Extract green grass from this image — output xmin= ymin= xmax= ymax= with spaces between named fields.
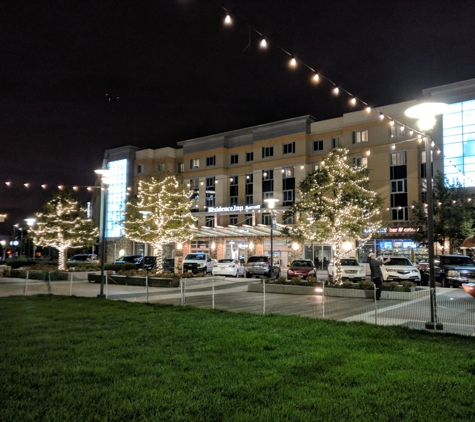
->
xmin=1 ymin=296 xmax=474 ymax=421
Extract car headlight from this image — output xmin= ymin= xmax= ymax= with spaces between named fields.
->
xmin=447 ymin=270 xmax=460 ymax=277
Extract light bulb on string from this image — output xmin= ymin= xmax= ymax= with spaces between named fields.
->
xmin=290 ymin=57 xmax=297 ymax=67
xmin=366 ymin=106 xmax=371 ymax=113
xmin=312 ymin=73 xmax=319 ymax=82
xmin=333 ymin=87 xmax=339 ymax=95
xmin=390 ymin=119 xmax=395 ymax=126
xmin=224 ymin=14 xmax=231 ymax=24
xmin=260 ymin=38 xmax=267 ymax=48
xmin=379 ymin=113 xmax=384 ymax=120
xmin=350 ymin=97 xmax=356 ymax=106
xmin=391 ymin=144 xmax=396 ymax=150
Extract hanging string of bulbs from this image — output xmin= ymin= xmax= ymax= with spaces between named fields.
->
xmin=212 ymin=0 xmax=475 ymax=188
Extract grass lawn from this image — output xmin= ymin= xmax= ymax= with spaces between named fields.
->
xmin=1 ymin=296 xmax=474 ymax=421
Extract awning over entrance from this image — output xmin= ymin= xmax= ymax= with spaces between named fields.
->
xmin=192 ymin=224 xmax=287 ymax=238
xmin=460 ymin=235 xmax=475 ymax=248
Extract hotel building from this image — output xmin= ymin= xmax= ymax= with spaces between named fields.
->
xmin=96 ymin=78 xmax=475 ymax=267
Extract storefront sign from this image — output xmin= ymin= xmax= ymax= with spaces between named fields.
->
xmin=387 ymin=226 xmax=421 ymax=234
xmin=207 ymin=205 xmax=261 ymax=213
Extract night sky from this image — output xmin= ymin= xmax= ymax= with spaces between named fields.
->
xmin=2 ymin=0 xmax=475 ymax=236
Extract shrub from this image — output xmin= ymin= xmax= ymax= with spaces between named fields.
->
xmin=9 ymin=269 xmax=69 ymax=281
xmin=357 ymin=280 xmax=375 ymax=290
xmin=341 ymin=281 xmax=357 ymax=289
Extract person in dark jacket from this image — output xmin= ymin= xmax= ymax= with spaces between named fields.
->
xmin=368 ymin=253 xmax=391 ymax=300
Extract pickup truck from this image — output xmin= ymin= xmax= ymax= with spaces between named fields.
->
xmin=418 ymin=254 xmax=475 ymax=287
xmin=182 ymin=253 xmax=214 ymax=274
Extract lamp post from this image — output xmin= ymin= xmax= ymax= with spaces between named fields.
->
xmin=405 ymin=102 xmax=448 ymax=331
xmin=25 ymin=218 xmax=36 ymax=260
xmin=13 ymin=224 xmax=24 ymax=257
xmin=264 ymin=199 xmax=279 ymax=277
xmin=95 ymin=168 xmax=111 ymax=298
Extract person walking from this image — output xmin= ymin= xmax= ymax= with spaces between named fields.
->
xmin=368 ymin=253 xmax=390 ymax=300
xmin=314 ymin=256 xmax=320 ymax=270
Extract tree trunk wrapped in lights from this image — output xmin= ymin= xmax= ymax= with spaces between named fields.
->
xmin=30 ymin=190 xmax=99 ymax=270
xmin=124 ymin=173 xmax=197 ymax=272
xmin=282 ymin=148 xmax=383 ymax=284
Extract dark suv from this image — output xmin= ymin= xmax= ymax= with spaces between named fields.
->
xmin=245 ymin=255 xmax=280 ymax=278
xmin=419 ymin=254 xmax=475 ymax=287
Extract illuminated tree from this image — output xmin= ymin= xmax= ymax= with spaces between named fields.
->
xmin=124 ymin=173 xmax=197 ymax=272
xmin=411 ymin=171 xmax=475 ymax=253
xmin=282 ymin=148 xmax=383 ymax=284
xmin=30 ymin=190 xmax=99 ymax=270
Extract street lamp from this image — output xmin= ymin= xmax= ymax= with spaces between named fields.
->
xmin=13 ymin=224 xmax=24 ymax=257
xmin=264 ymin=198 xmax=279 ymax=277
xmin=25 ymin=218 xmax=36 ymax=260
xmin=95 ymin=168 xmax=111 ymax=298
xmin=405 ymin=102 xmax=448 ymax=331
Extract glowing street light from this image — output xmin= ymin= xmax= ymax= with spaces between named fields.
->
xmin=264 ymin=198 xmax=279 ymax=278
xmin=405 ymin=102 xmax=448 ymax=331
xmin=95 ymin=168 xmax=111 ymax=298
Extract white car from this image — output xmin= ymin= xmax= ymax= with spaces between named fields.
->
xmin=212 ymin=259 xmax=245 ymax=277
xmin=328 ymin=258 xmax=366 ymax=281
xmin=382 ymin=256 xmax=421 ymax=283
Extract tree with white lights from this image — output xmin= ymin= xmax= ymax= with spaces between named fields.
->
xmin=30 ymin=190 xmax=99 ymax=270
xmin=282 ymin=148 xmax=383 ymax=284
xmin=124 ymin=173 xmax=197 ymax=272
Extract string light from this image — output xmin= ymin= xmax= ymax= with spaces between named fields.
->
xmin=224 ymin=14 xmax=231 ymax=24
xmin=313 ymin=73 xmax=319 ymax=82
xmin=350 ymin=97 xmax=356 ymax=106
xmin=333 ymin=87 xmax=339 ymax=95
xmin=290 ymin=57 xmax=297 ymax=67
xmin=260 ymin=38 xmax=267 ymax=48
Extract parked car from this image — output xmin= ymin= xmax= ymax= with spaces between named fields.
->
xmin=114 ymin=255 xmax=143 ymax=267
xmin=327 ymin=258 xmax=366 ymax=281
xmin=245 ymin=255 xmax=280 ymax=278
xmin=182 ymin=252 xmax=214 ymax=274
xmin=381 ymin=256 xmax=421 ymax=283
xmin=67 ymin=254 xmax=99 ymax=264
xmin=418 ymin=254 xmax=475 ymax=287
xmin=287 ymin=259 xmax=317 ymax=280
xmin=212 ymin=258 xmax=245 ymax=277
xmin=142 ymin=256 xmax=157 ymax=271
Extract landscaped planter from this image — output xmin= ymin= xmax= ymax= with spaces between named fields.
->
xmin=248 ymin=282 xmax=427 ymax=301
xmin=87 ymin=274 xmax=180 ymax=287
xmin=247 ymin=282 xmax=321 ymax=295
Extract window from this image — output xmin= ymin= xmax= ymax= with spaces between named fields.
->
xmin=283 ymin=142 xmax=295 ymax=154
xmin=190 ymin=158 xmax=199 ymax=169
xmin=157 ymin=163 xmax=166 ymax=171
xmin=352 ymin=130 xmax=369 ymax=144
xmin=246 ymin=151 xmax=254 ymax=162
xmin=442 ymin=99 xmax=475 ymax=187
xmin=245 ymin=214 xmax=253 ymax=225
xmin=262 ymin=146 xmax=274 ymax=158
xmin=137 ymin=164 xmax=143 ymax=174
xmin=189 ymin=178 xmax=199 ymax=202
xmin=230 ymin=176 xmax=238 ymax=206
xmin=206 ymin=177 xmax=215 ymax=208
xmin=282 ymin=166 xmax=295 ymax=206
xmin=313 ymin=140 xmax=323 ymax=151
xmin=262 ymin=169 xmax=274 ymax=202
xmin=353 ymin=156 xmax=368 ymax=167
xmin=390 ymin=125 xmax=405 ymax=138
xmin=390 ymin=151 xmax=408 ymax=221
xmin=189 ymin=179 xmax=199 ymax=190
xmin=230 ymin=154 xmax=238 ymax=165
xmin=178 ymin=163 xmax=184 ymax=173
xmin=230 ymin=215 xmax=238 ymax=225
xmin=332 ymin=136 xmax=342 ymax=149
xmin=205 ymin=215 xmax=214 ymax=228
xmin=246 ymin=173 xmax=253 ymax=205
xmin=206 ymin=156 xmax=216 ymax=167
xmin=262 ymin=213 xmax=272 ymax=225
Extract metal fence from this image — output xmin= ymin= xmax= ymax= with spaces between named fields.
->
xmin=1 ymin=272 xmax=474 ymax=337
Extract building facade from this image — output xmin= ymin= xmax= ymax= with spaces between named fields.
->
xmin=97 ymin=78 xmax=475 ymax=267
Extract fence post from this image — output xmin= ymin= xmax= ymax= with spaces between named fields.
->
xmin=24 ymin=270 xmax=29 ymax=296
xmin=47 ymin=272 xmax=52 ymax=294
xmin=69 ymin=272 xmax=73 ymax=296
xmin=146 ymin=274 xmax=149 ymax=303
xmin=105 ymin=272 xmax=108 ymax=299
xmin=374 ymin=283 xmax=378 ymax=325
xmin=181 ymin=279 xmax=186 ymax=306
xmin=262 ymin=279 xmax=266 ymax=315
xmin=212 ymin=277 xmax=215 ymax=309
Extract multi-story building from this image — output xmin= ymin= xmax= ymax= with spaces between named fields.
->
xmin=97 ymin=78 xmax=475 ymax=267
